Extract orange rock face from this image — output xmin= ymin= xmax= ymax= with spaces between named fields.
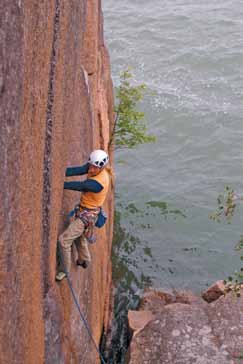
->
xmin=0 ymin=1 xmax=114 ymax=364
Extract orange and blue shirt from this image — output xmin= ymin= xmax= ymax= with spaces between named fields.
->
xmin=64 ymin=163 xmax=109 ymax=209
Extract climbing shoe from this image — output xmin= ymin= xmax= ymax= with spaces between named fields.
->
xmin=76 ymin=259 xmax=89 ymax=269
xmin=55 ymin=271 xmax=67 ymax=281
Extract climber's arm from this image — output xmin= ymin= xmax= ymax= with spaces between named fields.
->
xmin=64 ymin=179 xmax=103 ymax=193
xmin=65 ymin=163 xmax=89 ymax=177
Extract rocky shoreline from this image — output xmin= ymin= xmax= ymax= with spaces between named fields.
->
xmin=127 ymin=282 xmax=243 ymax=364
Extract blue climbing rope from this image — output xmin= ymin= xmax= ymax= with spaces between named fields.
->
xmin=57 ymin=243 xmax=107 ymax=364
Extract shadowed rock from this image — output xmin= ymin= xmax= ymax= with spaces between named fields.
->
xmin=202 ymin=280 xmax=225 ymax=303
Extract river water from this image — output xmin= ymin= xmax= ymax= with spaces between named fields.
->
xmin=102 ymin=1 xmax=243 ymax=362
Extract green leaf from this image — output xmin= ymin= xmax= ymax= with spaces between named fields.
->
xmin=111 ymin=67 xmax=156 ymax=149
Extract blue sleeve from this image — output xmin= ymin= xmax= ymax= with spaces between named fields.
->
xmin=65 ymin=163 xmax=89 ymax=177
xmin=64 ymin=179 xmax=103 ymax=193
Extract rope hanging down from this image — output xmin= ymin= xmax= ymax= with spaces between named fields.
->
xmin=57 ymin=243 xmax=107 ymax=364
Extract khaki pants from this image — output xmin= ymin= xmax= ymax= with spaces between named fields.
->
xmin=59 ymin=218 xmax=91 ymax=273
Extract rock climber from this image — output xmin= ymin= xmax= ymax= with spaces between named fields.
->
xmin=56 ymin=149 xmax=111 ymax=281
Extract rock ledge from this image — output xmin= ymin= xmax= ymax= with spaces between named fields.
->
xmin=127 ymin=286 xmax=243 ymax=364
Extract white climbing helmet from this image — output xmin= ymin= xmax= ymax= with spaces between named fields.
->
xmin=88 ymin=149 xmax=109 ymax=168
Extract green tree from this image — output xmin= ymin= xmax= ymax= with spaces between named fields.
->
xmin=109 ymin=68 xmax=155 ymax=149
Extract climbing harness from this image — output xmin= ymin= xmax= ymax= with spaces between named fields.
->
xmin=57 ymin=243 xmax=107 ymax=364
xmin=60 ymin=206 xmax=99 ymax=243
xmin=75 ymin=206 xmax=100 ymax=244
xmin=60 ymin=205 xmax=107 ymax=229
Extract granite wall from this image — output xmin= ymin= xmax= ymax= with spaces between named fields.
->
xmin=0 ymin=1 xmax=114 ymax=363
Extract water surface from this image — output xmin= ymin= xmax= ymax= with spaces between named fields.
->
xmin=103 ymin=1 xmax=243 ymax=362
xmin=103 ymin=0 xmax=243 ymax=292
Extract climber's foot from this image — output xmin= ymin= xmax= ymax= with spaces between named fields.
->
xmin=55 ymin=271 xmax=67 ymax=281
xmin=76 ymin=259 xmax=89 ymax=269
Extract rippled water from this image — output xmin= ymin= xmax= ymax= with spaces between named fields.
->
xmin=102 ymin=1 xmax=243 ymax=360
xmin=104 ymin=0 xmax=243 ymax=288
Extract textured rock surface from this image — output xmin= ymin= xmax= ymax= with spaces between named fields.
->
xmin=128 ymin=288 xmax=243 ymax=364
xmin=128 ymin=310 xmax=154 ymax=336
xmin=0 ymin=1 xmax=114 ymax=364
xmin=202 ymin=280 xmax=225 ymax=303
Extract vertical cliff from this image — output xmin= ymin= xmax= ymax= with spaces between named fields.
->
xmin=0 ymin=1 xmax=114 ymax=363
